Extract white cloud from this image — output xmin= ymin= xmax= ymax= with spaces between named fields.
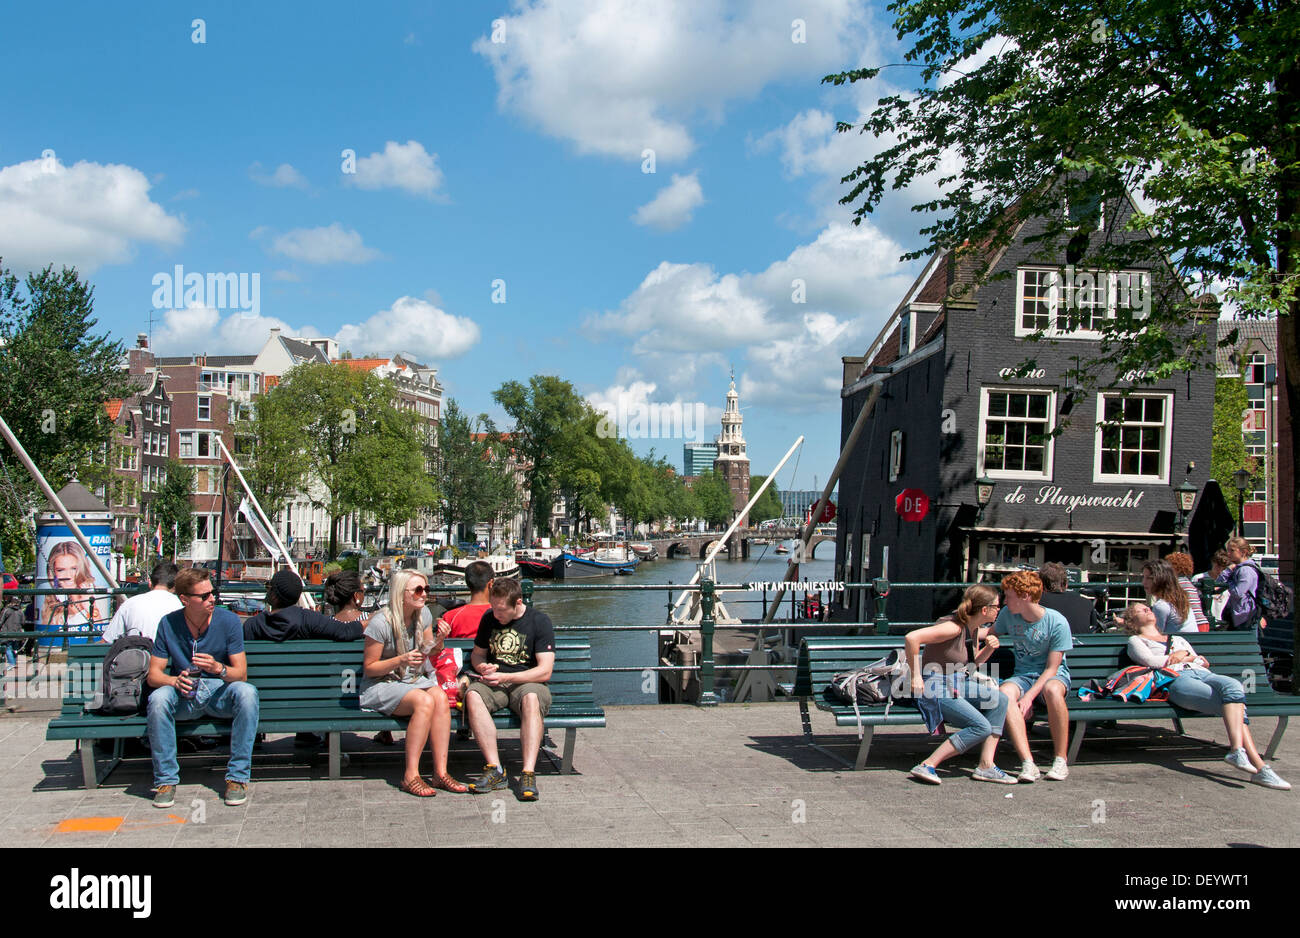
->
xmin=473 ymin=0 xmax=870 ymax=161
xmin=271 ymin=270 xmax=300 ymax=282
xmin=335 ymin=296 xmax=480 ymax=361
xmin=347 ymin=141 xmax=444 ymax=198
xmin=249 ymin=161 xmax=310 ymax=189
xmin=585 ymin=371 xmax=723 ymax=444
xmin=0 ymin=156 xmax=184 ymax=274
xmin=150 ymin=295 xmax=481 ymax=363
xmin=632 ymin=172 xmax=704 ymax=231
xmin=268 ymin=223 xmax=380 ymax=264
xmin=591 ymin=218 xmax=918 ymax=412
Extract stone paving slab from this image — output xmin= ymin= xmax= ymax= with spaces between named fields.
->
xmin=2 ymin=702 xmax=1296 ymax=848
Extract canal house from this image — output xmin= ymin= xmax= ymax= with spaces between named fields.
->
xmin=835 ymin=196 xmax=1218 ymax=624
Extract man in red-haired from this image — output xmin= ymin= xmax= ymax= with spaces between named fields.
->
xmin=994 ymin=570 xmax=1074 ymax=783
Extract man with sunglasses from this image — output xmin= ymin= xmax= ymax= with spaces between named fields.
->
xmin=146 ymin=567 xmax=259 ymax=808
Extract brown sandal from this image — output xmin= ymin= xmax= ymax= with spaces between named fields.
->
xmin=433 ymin=773 xmax=468 ymax=793
xmin=399 ymin=775 xmax=436 ymax=797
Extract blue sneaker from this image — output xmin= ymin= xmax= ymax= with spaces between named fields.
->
xmin=1252 ymin=765 xmax=1291 ymax=790
xmin=972 ymin=765 xmax=1017 ymax=785
xmin=1224 ymin=748 xmax=1257 ymax=775
xmin=909 ymin=763 xmax=941 ymax=785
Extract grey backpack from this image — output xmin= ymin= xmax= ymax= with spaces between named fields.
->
xmin=87 ymin=629 xmax=155 ymax=715
xmin=825 ymin=649 xmax=910 ymax=736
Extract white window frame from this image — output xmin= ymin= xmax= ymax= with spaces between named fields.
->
xmin=888 ymin=430 xmax=904 ymax=482
xmin=178 ymin=431 xmax=194 ymax=457
xmin=978 ymin=387 xmax=1057 ymax=481
xmin=976 ymin=540 xmax=1044 ymax=574
xmin=197 ymin=396 xmax=211 ymax=421
xmin=1093 ymin=391 xmax=1174 ymax=484
xmin=1015 ymin=267 xmax=1152 ymax=339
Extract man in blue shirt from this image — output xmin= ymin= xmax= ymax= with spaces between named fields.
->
xmin=994 ymin=570 xmax=1074 ymax=783
xmin=146 ymin=568 xmax=259 ymax=808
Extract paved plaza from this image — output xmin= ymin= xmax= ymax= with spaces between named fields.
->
xmin=1 ymin=702 xmax=1294 ymax=848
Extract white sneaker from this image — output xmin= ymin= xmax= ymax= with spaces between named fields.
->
xmin=1044 ymin=756 xmax=1069 ymax=781
xmin=1017 ymin=761 xmax=1041 ymax=783
xmin=1252 ymin=765 xmax=1291 ymax=791
xmin=1224 ymin=748 xmax=1258 ymax=775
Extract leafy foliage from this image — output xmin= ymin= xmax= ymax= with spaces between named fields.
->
xmin=151 ymin=459 xmax=196 ymax=560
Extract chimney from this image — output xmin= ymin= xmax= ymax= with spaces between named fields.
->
xmin=137 ymin=333 xmax=149 ymax=349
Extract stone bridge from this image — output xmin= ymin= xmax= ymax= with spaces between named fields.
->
xmin=643 ymin=528 xmax=835 ymax=561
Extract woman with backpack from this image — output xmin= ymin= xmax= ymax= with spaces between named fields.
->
xmin=1219 ymin=537 xmax=1264 ymax=630
xmin=1122 ymin=602 xmax=1289 ymax=790
xmin=904 ymin=585 xmax=1016 ymax=785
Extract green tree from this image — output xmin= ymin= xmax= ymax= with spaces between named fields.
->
xmin=691 ymin=471 xmax=735 ymax=529
xmin=242 ymin=362 xmax=430 ymax=557
xmin=749 ymin=475 xmax=782 ymax=524
xmin=0 ymin=263 xmax=134 ymax=565
xmin=151 ymin=459 xmax=196 ymax=560
xmin=492 ymin=376 xmax=598 ymax=541
xmin=433 ymin=399 xmax=493 ymax=546
xmin=481 ymin=432 xmax=527 ymax=547
xmin=824 ymin=0 xmax=1300 ymax=591
xmin=1211 ymin=375 xmax=1257 ymax=529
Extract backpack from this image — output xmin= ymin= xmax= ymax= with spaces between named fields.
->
xmin=1243 ymin=561 xmax=1294 ymax=622
xmin=825 ymin=649 xmax=910 ymax=737
xmin=86 ymin=629 xmax=155 ymax=715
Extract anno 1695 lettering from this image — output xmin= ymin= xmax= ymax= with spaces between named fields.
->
xmin=1002 ymin=484 xmax=1147 ymax=514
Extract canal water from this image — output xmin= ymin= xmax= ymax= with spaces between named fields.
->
xmin=528 ymin=549 xmax=836 ymax=705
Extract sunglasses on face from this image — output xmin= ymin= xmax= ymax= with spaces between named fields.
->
xmin=406 ymin=585 xmax=427 ymax=596
xmin=187 ymin=590 xmax=216 ymax=601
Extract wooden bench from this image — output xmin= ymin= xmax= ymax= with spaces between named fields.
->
xmin=47 ymin=636 xmax=605 ymax=788
xmin=794 ymin=632 xmax=1297 ymax=770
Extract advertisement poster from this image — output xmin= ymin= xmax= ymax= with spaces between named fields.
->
xmin=35 ymin=525 xmax=112 ymax=645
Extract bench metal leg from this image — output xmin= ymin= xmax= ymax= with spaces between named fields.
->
xmin=1067 ymin=722 xmax=1086 ymax=765
xmin=77 ymin=738 xmax=124 ymax=789
xmin=1171 ymin=716 xmax=1186 ymax=736
xmin=328 ymin=732 xmax=341 ymax=780
xmin=1265 ymin=715 xmax=1288 ymax=761
xmin=561 ymin=728 xmax=577 ymax=775
xmin=853 ymin=726 xmax=875 ymax=771
xmin=798 ymin=698 xmax=813 ymax=738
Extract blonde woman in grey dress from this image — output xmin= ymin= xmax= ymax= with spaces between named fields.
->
xmin=360 ymin=569 xmax=465 ymax=796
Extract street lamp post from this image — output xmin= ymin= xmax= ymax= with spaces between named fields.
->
xmin=1173 ymin=477 xmax=1197 ymax=548
xmin=1231 ymin=468 xmax=1252 ymax=538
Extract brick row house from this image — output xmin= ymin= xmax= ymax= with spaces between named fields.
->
xmin=103 ymin=329 xmax=445 ymax=567
xmin=835 ymin=195 xmax=1217 ymax=624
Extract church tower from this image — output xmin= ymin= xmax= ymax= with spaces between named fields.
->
xmin=713 ymin=370 xmax=750 ymax=527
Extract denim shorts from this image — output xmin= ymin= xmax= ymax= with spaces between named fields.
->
xmin=1003 ymin=670 xmax=1071 ymax=695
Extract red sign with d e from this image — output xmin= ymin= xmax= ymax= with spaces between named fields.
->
xmin=895 ymin=489 xmax=929 ymax=522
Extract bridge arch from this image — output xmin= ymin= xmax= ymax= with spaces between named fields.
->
xmin=809 ymin=537 xmax=832 ymax=560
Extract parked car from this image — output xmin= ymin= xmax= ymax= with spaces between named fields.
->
xmin=0 ymin=572 xmax=18 ymax=591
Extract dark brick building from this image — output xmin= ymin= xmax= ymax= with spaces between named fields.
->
xmin=836 ymin=197 xmax=1217 ymax=623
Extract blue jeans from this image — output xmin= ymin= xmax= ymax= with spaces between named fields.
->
xmin=1166 ymin=668 xmax=1246 ymax=716
xmin=147 ymin=678 xmax=259 ymax=786
xmin=926 ymin=673 xmax=1009 ymax=754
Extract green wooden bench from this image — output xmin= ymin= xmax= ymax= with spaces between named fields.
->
xmin=794 ymin=631 xmax=1297 ymax=771
xmin=47 ymin=636 xmax=605 ymax=788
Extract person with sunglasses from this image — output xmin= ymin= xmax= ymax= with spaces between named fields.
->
xmin=360 ymin=569 xmax=465 ymax=797
xmin=146 ymin=567 xmax=259 ymax=809
xmin=905 ymin=585 xmax=1015 ymax=784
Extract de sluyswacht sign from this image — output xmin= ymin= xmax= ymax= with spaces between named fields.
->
xmin=1001 ymin=484 xmax=1147 ymax=514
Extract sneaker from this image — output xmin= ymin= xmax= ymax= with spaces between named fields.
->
xmin=972 ymin=765 xmax=1018 ymax=785
xmin=1044 ymin=756 xmax=1070 ymax=781
xmin=1224 ymin=748 xmax=1258 ymax=775
xmin=224 ymin=781 xmax=248 ymax=806
xmin=518 ymin=771 xmax=539 ymax=801
xmin=909 ymin=763 xmax=941 ymax=785
xmin=1017 ymin=761 xmax=1041 ymax=783
xmin=1252 ymin=765 xmax=1291 ymax=791
xmin=467 ymin=763 xmax=509 ymax=793
xmin=152 ymin=785 xmax=176 ymax=809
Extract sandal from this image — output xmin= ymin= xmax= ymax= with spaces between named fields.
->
xmin=399 ymin=775 xmax=437 ymax=798
xmin=433 ymin=773 xmax=468 ymax=793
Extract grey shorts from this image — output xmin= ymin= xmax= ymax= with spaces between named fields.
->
xmin=360 ymin=676 xmax=440 ymax=716
xmin=466 ymin=681 xmax=552 ymax=718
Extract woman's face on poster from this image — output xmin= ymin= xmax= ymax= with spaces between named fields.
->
xmin=51 ymin=554 xmax=82 ymax=589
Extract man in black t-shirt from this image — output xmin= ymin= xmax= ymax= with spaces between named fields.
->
xmin=465 ymin=577 xmax=555 ymax=801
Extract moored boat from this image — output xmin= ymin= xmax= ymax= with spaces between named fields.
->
xmin=555 ymin=548 xmax=639 ymax=578
xmin=629 ymin=543 xmax=658 ymax=561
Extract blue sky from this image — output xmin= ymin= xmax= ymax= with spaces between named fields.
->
xmin=1 ymin=0 xmax=945 ymax=493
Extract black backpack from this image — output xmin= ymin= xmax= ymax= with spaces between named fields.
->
xmin=86 ymin=630 xmax=155 ymax=715
xmin=1243 ymin=561 xmax=1294 ymax=621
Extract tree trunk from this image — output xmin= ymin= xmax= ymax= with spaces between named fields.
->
xmin=328 ymin=514 xmax=339 ymax=560
xmin=1275 ymin=60 xmax=1299 ymax=692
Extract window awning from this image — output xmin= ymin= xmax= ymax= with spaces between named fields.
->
xmin=968 ymin=527 xmax=1173 ymax=544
